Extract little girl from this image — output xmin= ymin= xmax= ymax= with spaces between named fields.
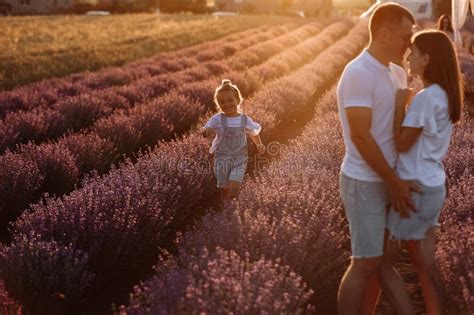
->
xmin=380 ymin=30 xmax=463 ymax=315
xmin=203 ymin=79 xmax=265 ymax=203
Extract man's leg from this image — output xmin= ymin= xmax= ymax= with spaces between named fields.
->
xmin=338 ymin=174 xmax=388 ymax=314
xmin=338 ymin=256 xmax=382 ymax=315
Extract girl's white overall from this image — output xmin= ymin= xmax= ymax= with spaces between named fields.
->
xmin=214 ymin=114 xmax=248 ymax=188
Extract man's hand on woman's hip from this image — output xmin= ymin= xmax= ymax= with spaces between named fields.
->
xmin=388 ymin=178 xmax=422 ymax=218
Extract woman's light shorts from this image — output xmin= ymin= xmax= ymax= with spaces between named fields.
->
xmin=214 ymin=153 xmax=248 ymax=188
xmin=387 ymin=182 xmax=445 ymax=240
xmin=339 ymin=173 xmax=390 ymax=259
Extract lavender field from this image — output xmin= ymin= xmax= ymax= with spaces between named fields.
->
xmin=0 ymin=16 xmax=472 ymax=315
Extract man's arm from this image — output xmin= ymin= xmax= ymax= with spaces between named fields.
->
xmin=346 ymin=107 xmax=420 ymax=216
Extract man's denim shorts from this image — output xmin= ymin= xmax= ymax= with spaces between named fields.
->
xmin=214 ymin=153 xmax=248 ymax=188
xmin=387 ymin=182 xmax=445 ymax=240
xmin=339 ymin=173 xmax=390 ymax=259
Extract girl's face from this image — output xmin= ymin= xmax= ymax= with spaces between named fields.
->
xmin=217 ymin=90 xmax=239 ymax=115
xmin=407 ymin=44 xmax=429 ymax=78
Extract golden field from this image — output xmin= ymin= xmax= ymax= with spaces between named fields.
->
xmin=0 ymin=14 xmax=290 ymax=90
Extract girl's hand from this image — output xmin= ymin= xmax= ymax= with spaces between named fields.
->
xmin=256 ymin=143 xmax=266 ymax=155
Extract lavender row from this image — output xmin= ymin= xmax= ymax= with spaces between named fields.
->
xmin=0 ymin=22 xmax=324 ymax=153
xmin=0 ymin=280 xmax=20 ymax=315
xmin=0 ymin=22 xmax=367 ymax=313
xmin=0 ymin=21 xmax=327 ymax=227
xmin=168 ymin=102 xmax=472 ymax=314
xmin=123 ymin=248 xmax=314 ymax=315
xmin=123 ymin=88 xmax=348 ymax=314
xmin=1 ymin=134 xmax=217 ymax=314
xmin=0 ymin=23 xmax=292 ymax=118
xmin=94 ymin=19 xmax=349 ymax=155
xmin=122 ymin=51 xmax=473 ymax=314
xmin=0 ymin=21 xmax=348 ymax=236
xmin=245 ymin=21 xmax=368 ymax=142
xmin=436 ymin=113 xmax=473 ymax=314
xmin=127 ymin=93 xmax=472 ymax=314
xmin=90 ymin=21 xmax=340 ymax=156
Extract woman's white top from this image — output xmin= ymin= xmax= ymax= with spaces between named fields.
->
xmin=396 ymin=84 xmax=453 ymax=186
xmin=204 ymin=113 xmax=262 ymax=153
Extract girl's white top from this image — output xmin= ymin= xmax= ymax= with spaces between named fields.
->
xmin=396 ymin=84 xmax=453 ymax=187
xmin=204 ymin=113 xmax=262 ymax=153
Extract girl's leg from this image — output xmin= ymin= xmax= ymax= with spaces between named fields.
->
xmin=219 ymin=187 xmax=229 ymax=206
xmin=379 ymin=232 xmax=414 ymax=315
xmin=227 ymin=180 xmax=241 ymax=199
xmin=406 ymin=228 xmax=444 ymax=315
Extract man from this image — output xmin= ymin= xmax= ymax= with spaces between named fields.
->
xmin=337 ymin=3 xmax=419 ymax=314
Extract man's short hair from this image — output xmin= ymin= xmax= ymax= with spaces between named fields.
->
xmin=369 ymin=2 xmax=415 ymax=38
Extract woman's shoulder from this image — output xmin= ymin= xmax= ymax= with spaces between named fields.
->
xmin=416 ymin=84 xmax=446 ymax=99
xmin=413 ymin=84 xmax=449 ymax=114
xmin=424 ymin=84 xmax=448 ymax=104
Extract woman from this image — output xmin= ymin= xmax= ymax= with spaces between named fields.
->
xmin=437 ymin=14 xmax=454 ymax=40
xmin=380 ymin=30 xmax=463 ymax=315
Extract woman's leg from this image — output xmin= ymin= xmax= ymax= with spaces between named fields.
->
xmin=379 ymin=233 xmax=414 ymax=315
xmin=406 ymin=228 xmax=444 ymax=315
xmin=359 ymin=273 xmax=381 ymax=315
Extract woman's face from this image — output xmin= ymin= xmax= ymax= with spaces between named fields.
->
xmin=407 ymin=43 xmax=429 ymax=78
xmin=442 ymin=18 xmax=450 ymax=30
xmin=217 ymin=90 xmax=239 ymax=115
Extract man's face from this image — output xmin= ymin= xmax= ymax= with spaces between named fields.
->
xmin=383 ymin=17 xmax=414 ymax=64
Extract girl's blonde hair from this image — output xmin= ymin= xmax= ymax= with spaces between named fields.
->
xmin=213 ymin=79 xmax=244 ymax=113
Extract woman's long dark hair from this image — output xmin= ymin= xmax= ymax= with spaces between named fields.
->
xmin=412 ymin=30 xmax=463 ymax=123
xmin=437 ymin=14 xmax=454 ymax=33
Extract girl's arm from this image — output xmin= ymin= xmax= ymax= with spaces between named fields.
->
xmin=249 ymin=134 xmax=265 ymax=154
xmin=394 ymin=89 xmax=422 ymax=153
xmin=202 ymin=127 xmax=215 ymax=139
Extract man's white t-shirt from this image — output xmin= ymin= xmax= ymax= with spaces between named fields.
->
xmin=396 ymin=84 xmax=453 ymax=187
xmin=337 ymin=50 xmax=407 ymax=182
xmin=204 ymin=113 xmax=262 ymax=153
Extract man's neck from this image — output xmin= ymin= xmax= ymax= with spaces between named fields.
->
xmin=367 ymin=42 xmax=391 ymax=67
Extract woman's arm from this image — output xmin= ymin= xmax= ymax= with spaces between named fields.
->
xmin=394 ymin=89 xmax=422 ymax=153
